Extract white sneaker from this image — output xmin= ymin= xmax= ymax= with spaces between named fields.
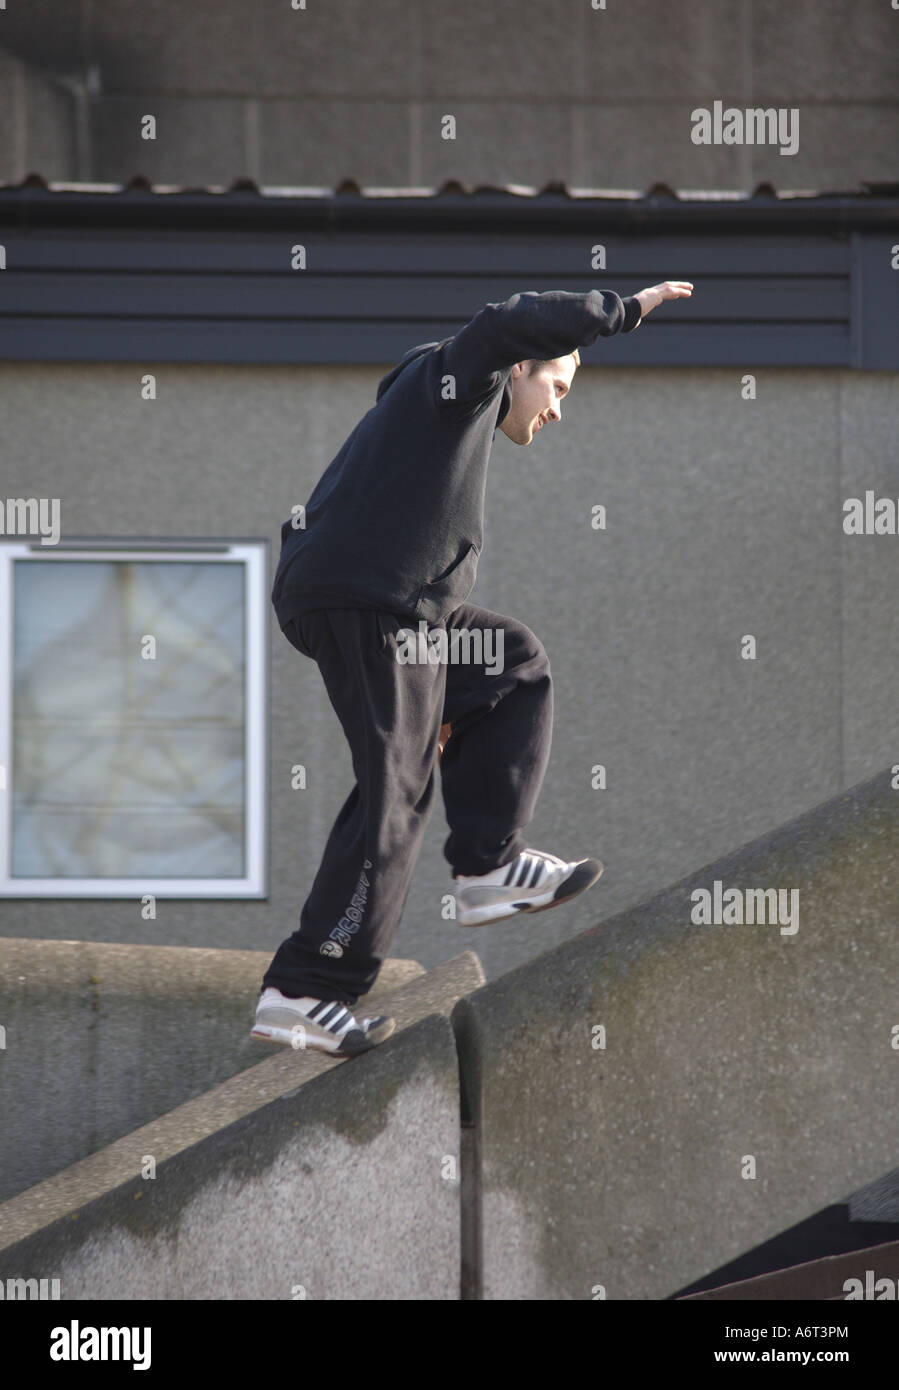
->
xmin=251 ymin=988 xmax=395 ymax=1056
xmin=453 ymin=848 xmax=603 ymax=928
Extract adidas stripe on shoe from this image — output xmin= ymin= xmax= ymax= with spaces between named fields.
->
xmin=453 ymin=847 xmax=603 ymax=928
xmin=251 ymin=988 xmax=395 ymax=1056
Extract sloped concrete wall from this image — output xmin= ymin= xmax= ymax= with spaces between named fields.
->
xmin=0 ymin=1016 xmax=460 ymax=1300
xmin=3 ymin=751 xmax=897 ymax=1302
xmin=453 ymin=766 xmax=899 ymax=1300
xmin=0 ymin=952 xmax=484 ymax=1299
xmin=0 ymin=938 xmax=422 ymax=1203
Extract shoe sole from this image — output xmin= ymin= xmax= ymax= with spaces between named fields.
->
xmin=250 ymin=1017 xmax=396 ymax=1057
xmin=457 ymin=858 xmax=604 ymax=928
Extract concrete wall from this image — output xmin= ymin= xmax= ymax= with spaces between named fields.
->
xmin=2 ymin=773 xmax=896 ymax=1300
xmin=453 ymin=766 xmax=899 ymax=1300
xmin=0 ymin=1 xmax=895 ymax=191
xmin=0 ymin=938 xmax=423 ymax=1203
xmin=0 ymin=44 xmax=77 ymax=182
xmin=0 ymin=1009 xmax=465 ymax=1300
xmin=1 ymin=362 xmax=897 ymax=986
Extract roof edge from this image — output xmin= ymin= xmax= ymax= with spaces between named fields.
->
xmin=0 ymin=176 xmax=896 ymax=233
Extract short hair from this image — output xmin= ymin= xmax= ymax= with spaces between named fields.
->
xmin=526 ymin=347 xmax=580 ymax=372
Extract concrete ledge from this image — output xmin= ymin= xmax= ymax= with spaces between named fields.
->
xmin=0 ymin=950 xmax=484 ymax=1299
xmin=0 ymin=938 xmax=423 ymax=1202
xmin=453 ymin=768 xmax=899 ymax=1300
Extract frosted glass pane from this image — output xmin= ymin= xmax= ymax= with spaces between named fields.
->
xmin=12 ymin=560 xmax=246 ymax=877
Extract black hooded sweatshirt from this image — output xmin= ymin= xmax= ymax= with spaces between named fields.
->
xmin=271 ymin=287 xmax=642 ymax=629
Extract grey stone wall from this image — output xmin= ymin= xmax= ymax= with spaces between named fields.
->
xmin=2 ymin=774 xmax=896 ymax=1300
xmin=0 ymin=1010 xmax=465 ymax=1300
xmin=1 ymin=361 xmax=896 ymax=987
xmin=453 ymin=766 xmax=899 ymax=1299
xmin=0 ymin=938 xmax=423 ymax=1203
xmin=0 ymin=1 xmax=895 ymax=190
xmin=0 ymin=43 xmax=76 ymax=181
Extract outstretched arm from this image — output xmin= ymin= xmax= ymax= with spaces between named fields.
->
xmin=441 ymin=282 xmax=693 ymax=403
xmin=441 ymin=288 xmax=641 ymax=403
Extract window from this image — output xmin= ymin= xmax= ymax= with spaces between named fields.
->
xmin=0 ymin=542 xmax=267 ymax=897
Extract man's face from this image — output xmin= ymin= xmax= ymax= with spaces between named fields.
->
xmin=497 ymin=355 xmax=577 ymax=445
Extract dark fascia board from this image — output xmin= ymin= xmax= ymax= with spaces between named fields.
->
xmin=0 ymin=185 xmax=896 ymax=368
xmin=0 ymin=182 xmax=898 ymax=234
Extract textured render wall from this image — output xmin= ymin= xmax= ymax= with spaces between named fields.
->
xmin=1 ymin=362 xmax=896 ymax=987
xmin=0 ymin=1011 xmax=464 ymax=1300
xmin=1 ymin=364 xmax=899 ymax=984
xmin=452 ymin=767 xmax=899 ymax=1301
xmin=0 ymin=0 xmax=896 ymax=191
xmin=0 ymin=939 xmax=422 ymax=1203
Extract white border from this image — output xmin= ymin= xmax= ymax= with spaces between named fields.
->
xmin=0 ymin=543 xmax=267 ymax=898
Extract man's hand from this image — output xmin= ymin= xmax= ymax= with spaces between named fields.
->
xmin=634 ymin=281 xmax=693 ymax=319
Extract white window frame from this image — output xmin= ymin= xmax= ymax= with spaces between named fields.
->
xmin=0 ymin=540 xmax=268 ymax=898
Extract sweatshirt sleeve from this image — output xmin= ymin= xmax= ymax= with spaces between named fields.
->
xmin=442 ymin=288 xmax=642 ymax=401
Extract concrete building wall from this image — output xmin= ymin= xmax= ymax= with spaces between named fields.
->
xmin=0 ymin=43 xmax=77 ymax=182
xmin=1 ymin=360 xmax=896 ymax=982
xmin=0 ymin=0 xmax=896 ymax=191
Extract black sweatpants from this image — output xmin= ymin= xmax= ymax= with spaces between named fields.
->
xmin=262 ymin=602 xmax=553 ymax=1005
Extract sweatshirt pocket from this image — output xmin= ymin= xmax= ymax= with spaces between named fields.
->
xmin=413 ymin=542 xmax=480 ymax=623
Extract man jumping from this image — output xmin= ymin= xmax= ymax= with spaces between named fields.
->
xmin=252 ymin=280 xmax=693 ymax=1057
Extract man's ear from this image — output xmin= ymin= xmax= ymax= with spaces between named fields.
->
xmin=509 ymin=361 xmax=527 ymax=380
